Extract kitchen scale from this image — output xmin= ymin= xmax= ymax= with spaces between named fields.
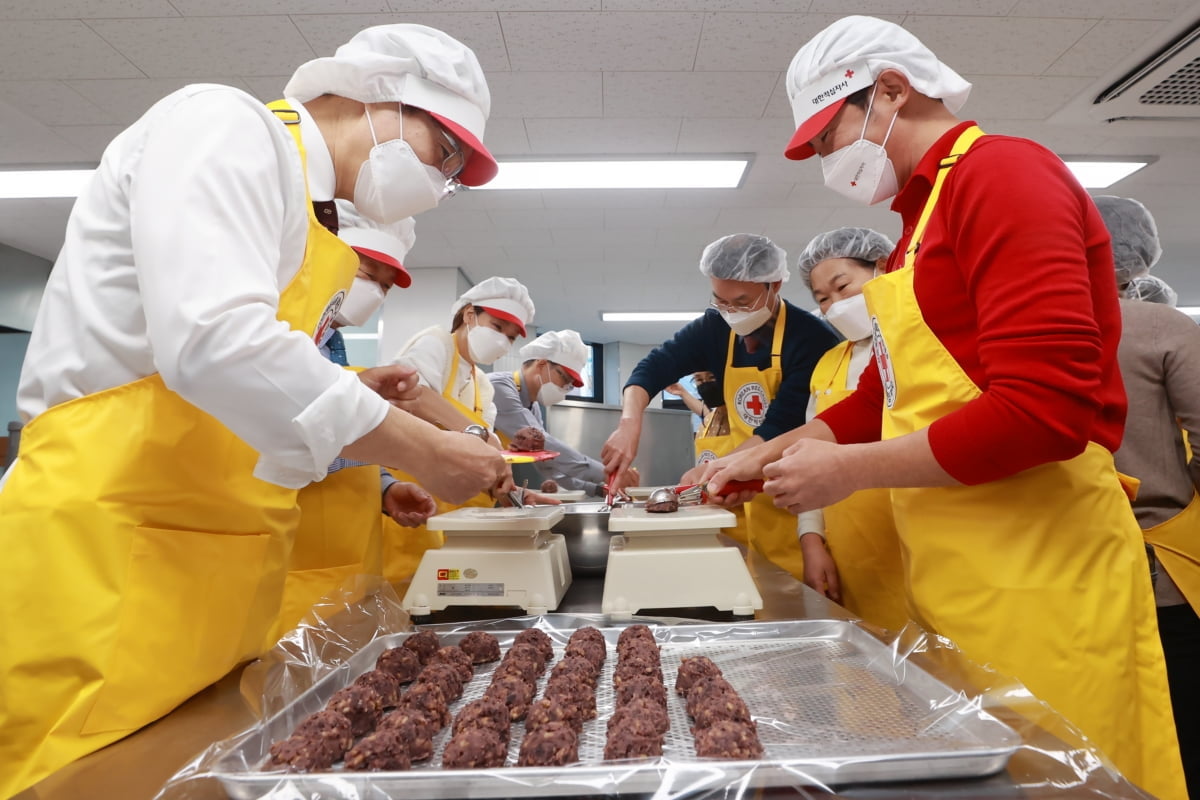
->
xmin=600 ymin=504 xmax=763 ymax=620
xmin=402 ymin=506 xmax=570 ymax=616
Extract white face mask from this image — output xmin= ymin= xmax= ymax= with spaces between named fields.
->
xmin=719 ymin=288 xmax=775 ymax=336
xmin=466 ymin=322 xmax=512 ymax=365
xmin=824 ymin=293 xmax=873 ymax=341
xmin=333 ymin=277 xmax=386 ymax=327
xmin=537 ymin=365 xmax=571 ymax=406
xmin=353 ymin=107 xmax=446 ymax=224
xmin=820 ymin=85 xmax=900 ymax=206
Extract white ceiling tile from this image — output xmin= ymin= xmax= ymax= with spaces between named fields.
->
xmin=902 ymin=16 xmax=1097 ymax=76
xmin=663 ymin=182 xmax=794 ymax=208
xmin=655 ymin=225 xmax=721 ymax=246
xmin=237 ymin=75 xmax=293 ymax=103
xmin=290 ymin=13 xmax=510 ymax=71
xmin=49 ymin=124 xmax=125 ymax=160
xmin=481 ymin=227 xmax=556 ymax=246
xmin=604 ymin=207 xmax=718 ymax=228
xmin=524 ymin=117 xmax=681 ymax=154
xmin=488 ymin=72 xmax=601 ymax=118
xmin=66 ymin=77 xmax=255 ymax=124
xmin=551 ymin=226 xmax=654 ymax=246
xmin=961 ymin=74 xmax=1093 ymax=120
xmin=480 ymin=117 xmax=531 ymax=155
xmin=677 ymin=117 xmax=790 ymax=153
xmin=171 ymin=0 xmax=390 ymax=15
xmin=763 ymin=73 xmax=793 ymax=118
xmin=0 ymin=21 xmax=141 ymax=80
xmin=405 ymin=208 xmax=494 ymax=232
xmin=740 ymin=155 xmax=810 ymax=185
xmin=696 ymin=12 xmax=899 ymax=73
xmin=0 ymin=103 xmax=88 ymax=163
xmin=1043 ymin=19 xmax=1168 ymax=77
xmin=442 ymin=245 xmax=512 ymax=270
xmin=85 ymin=16 xmax=315 ymax=78
xmin=809 ymin=0 xmax=1018 ymax=14
xmin=0 ymin=0 xmax=178 ymax=18
xmin=499 ymin=12 xmax=704 ymax=71
xmin=816 ymin=206 xmax=902 ymax=240
xmin=974 ymin=120 xmax=1116 ymax=153
xmin=0 ymin=80 xmax=116 ymax=126
xmin=403 ymin=240 xmax=460 ymax=266
xmin=453 ymin=187 xmax=544 ymax=209
xmin=603 ymin=0 xmax=812 ymax=9
xmin=389 ymin=0 xmax=599 ymax=8
xmin=487 ymin=208 xmax=595 ymax=228
xmin=603 ymin=71 xmax=776 ymax=118
xmin=714 ymin=206 xmax=813 ymax=233
xmin=1008 ymin=0 xmax=1194 ymax=20
xmin=501 ymin=245 xmax=595 ymax=263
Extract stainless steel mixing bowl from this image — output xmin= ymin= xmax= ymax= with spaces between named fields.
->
xmin=550 ymin=501 xmax=617 ymax=575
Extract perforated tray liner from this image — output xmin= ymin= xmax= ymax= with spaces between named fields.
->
xmin=215 ymin=619 xmax=1019 ymax=799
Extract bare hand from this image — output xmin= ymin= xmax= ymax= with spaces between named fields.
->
xmin=383 ymin=481 xmax=437 ymax=527
xmin=763 ymin=439 xmax=854 ymax=514
xmin=703 ymin=448 xmax=769 ymax=507
xmin=358 ymin=364 xmax=421 ymax=405
xmin=601 ymin=420 xmax=640 ymax=477
xmin=417 ymin=430 xmax=509 ymax=505
xmin=663 ymin=383 xmax=685 ymax=398
xmin=800 ymin=533 xmax=842 ymax=602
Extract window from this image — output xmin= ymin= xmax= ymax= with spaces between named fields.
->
xmin=566 ymin=342 xmax=603 ymax=403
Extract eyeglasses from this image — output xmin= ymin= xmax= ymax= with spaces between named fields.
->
xmin=709 ymin=287 xmax=772 ymax=314
xmin=550 ymin=365 xmax=574 ymax=388
xmin=438 ymin=128 xmax=466 ymax=180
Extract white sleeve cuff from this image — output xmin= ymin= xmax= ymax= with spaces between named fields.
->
xmin=253 ymin=370 xmax=389 ymax=488
xmin=797 ymin=509 xmax=826 ymax=540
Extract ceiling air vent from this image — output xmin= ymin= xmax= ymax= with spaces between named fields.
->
xmin=1089 ymin=19 xmax=1200 ymax=122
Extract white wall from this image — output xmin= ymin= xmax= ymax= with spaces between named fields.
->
xmin=0 ymin=243 xmax=50 ymax=332
xmin=377 ymin=267 xmax=470 ymax=366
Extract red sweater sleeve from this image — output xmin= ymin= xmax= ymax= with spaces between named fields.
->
xmin=817 ymin=351 xmax=884 ymax=444
xmin=919 ymin=137 xmax=1123 ymax=484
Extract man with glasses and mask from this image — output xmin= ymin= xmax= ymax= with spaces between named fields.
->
xmin=0 ymin=24 xmax=508 ymax=795
xmin=490 ymin=329 xmax=618 ymax=498
xmin=699 ymin=16 xmax=1185 ymax=799
xmin=602 ymin=233 xmax=837 ymax=580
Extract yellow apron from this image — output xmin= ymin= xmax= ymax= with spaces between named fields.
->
xmin=693 ymin=393 xmax=746 ymax=547
xmin=1145 ymin=491 xmax=1200 ymax=616
xmin=380 ymin=343 xmax=492 ymax=586
xmin=0 ymin=101 xmax=360 ymax=796
xmin=863 ymin=125 xmax=1185 ymax=799
xmin=720 ymin=304 xmax=806 ymax=580
xmin=810 ymin=341 xmax=908 ymax=631
xmin=273 ymin=457 xmax=384 ymax=640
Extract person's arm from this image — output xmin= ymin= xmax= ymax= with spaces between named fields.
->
xmin=602 ymin=314 xmax=719 ymax=475
xmin=534 ymin=432 xmax=606 ymax=494
xmin=666 ymin=383 xmax=708 ymax=419
xmin=130 ymin=88 xmax=390 ymax=489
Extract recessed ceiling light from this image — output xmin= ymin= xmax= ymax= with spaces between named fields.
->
xmin=602 ymin=311 xmax=704 ymax=322
xmin=478 ymin=159 xmax=749 ymax=191
xmin=0 ymin=168 xmax=95 ymax=199
xmin=1176 ymin=306 xmax=1200 ymax=318
xmin=1061 ymin=158 xmax=1152 ymax=189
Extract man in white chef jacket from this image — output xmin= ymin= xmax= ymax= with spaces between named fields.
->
xmin=0 ymin=24 xmax=508 ymax=795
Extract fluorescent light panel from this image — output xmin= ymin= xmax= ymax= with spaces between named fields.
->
xmin=0 ymin=169 xmax=95 ymax=199
xmin=480 ymin=160 xmax=748 ymax=191
xmin=1176 ymin=306 xmax=1200 ymax=318
xmin=1062 ymin=160 xmax=1149 ymax=189
xmin=602 ymin=311 xmax=703 ymax=322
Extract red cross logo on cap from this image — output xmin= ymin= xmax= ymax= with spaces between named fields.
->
xmin=745 ymin=394 xmax=764 ymax=416
xmin=845 ymin=69 xmax=855 ymax=78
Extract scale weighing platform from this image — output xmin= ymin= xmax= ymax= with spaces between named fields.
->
xmin=402 ymin=506 xmax=570 ymax=616
xmin=601 ymin=504 xmax=763 ymax=620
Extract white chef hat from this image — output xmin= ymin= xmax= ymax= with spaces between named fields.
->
xmin=784 ymin=16 xmax=972 ymax=160
xmin=452 ymin=276 xmax=536 ymax=337
xmin=336 ymin=199 xmax=416 ymax=288
xmin=285 ymin=24 xmax=498 ymax=186
xmin=519 ymin=330 xmax=588 ymax=387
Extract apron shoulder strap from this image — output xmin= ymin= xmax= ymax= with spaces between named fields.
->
xmin=903 ymin=125 xmax=986 ymax=272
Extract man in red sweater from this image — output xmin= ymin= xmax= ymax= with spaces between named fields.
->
xmin=702 ymin=15 xmax=1185 ymax=799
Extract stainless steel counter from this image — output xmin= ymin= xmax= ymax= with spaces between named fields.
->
xmin=16 ymin=553 xmax=1149 ymax=800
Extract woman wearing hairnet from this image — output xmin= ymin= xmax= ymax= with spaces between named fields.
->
xmin=1130 ymin=274 xmax=1180 ymax=307
xmin=381 ymin=277 xmax=555 ymax=583
xmin=0 ymin=23 xmax=508 ymax=793
xmin=602 ymin=233 xmax=838 ymax=579
xmin=795 ymin=228 xmax=907 ymax=631
xmin=1099 ymin=195 xmax=1200 ymax=797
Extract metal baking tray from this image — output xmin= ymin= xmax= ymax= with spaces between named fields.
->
xmin=214 ymin=619 xmax=1020 ymax=798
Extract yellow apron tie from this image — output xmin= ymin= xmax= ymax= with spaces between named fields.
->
xmin=862 ymin=125 xmax=1186 ymax=799
xmin=0 ymin=99 xmax=361 ymax=796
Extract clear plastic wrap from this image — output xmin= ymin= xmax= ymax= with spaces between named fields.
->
xmin=155 ymin=576 xmax=1153 ymax=800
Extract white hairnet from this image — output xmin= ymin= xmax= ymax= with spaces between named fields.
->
xmin=1129 ymin=275 xmax=1178 ymax=307
xmin=1094 ymin=195 xmax=1162 ymax=287
xmin=796 ymin=227 xmax=895 ymax=289
xmin=698 ymin=233 xmax=789 ymax=283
